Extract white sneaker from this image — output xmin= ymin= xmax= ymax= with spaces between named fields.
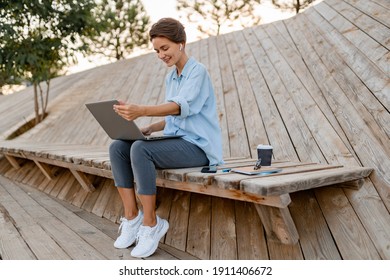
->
xmin=131 ymin=216 xmax=169 ymax=258
xmin=114 ymin=211 xmax=143 ymax=249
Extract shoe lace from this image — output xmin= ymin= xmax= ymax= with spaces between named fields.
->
xmin=135 ymin=226 xmax=153 ymax=245
xmin=118 ymin=217 xmax=128 ymax=233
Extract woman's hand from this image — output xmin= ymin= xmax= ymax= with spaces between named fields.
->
xmin=141 ymin=125 xmax=153 ymax=136
xmin=113 ymin=101 xmax=145 ymax=121
xmin=141 ymin=120 xmax=166 ymax=135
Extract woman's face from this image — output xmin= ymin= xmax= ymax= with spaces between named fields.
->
xmin=152 ymin=36 xmax=183 ymax=67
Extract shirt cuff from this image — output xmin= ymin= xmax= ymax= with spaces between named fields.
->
xmin=168 ymin=96 xmax=189 ymax=118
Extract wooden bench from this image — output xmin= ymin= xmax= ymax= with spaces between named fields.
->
xmin=0 ymin=140 xmax=373 ymax=245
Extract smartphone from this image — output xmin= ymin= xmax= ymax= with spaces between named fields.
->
xmin=201 ymin=166 xmax=217 ymax=173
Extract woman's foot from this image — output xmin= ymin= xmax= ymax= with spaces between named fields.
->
xmin=131 ymin=216 xmax=169 ymax=258
xmin=114 ymin=211 xmax=143 ymax=249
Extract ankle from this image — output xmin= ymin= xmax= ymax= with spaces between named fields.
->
xmin=124 ymin=210 xmax=140 ymax=220
xmin=142 ymin=217 xmax=157 ymax=227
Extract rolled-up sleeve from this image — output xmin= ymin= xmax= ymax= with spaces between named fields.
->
xmin=167 ymin=95 xmax=190 ymax=118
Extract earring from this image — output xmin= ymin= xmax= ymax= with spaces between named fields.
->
xmin=179 ymin=44 xmax=183 ymax=51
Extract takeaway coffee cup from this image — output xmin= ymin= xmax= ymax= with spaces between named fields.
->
xmin=257 ymin=144 xmax=273 ymax=166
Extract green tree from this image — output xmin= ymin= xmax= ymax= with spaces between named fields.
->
xmin=177 ymin=0 xmax=261 ymax=37
xmin=272 ymin=0 xmax=315 ymax=14
xmin=92 ymin=0 xmax=150 ymax=60
xmin=0 ymin=0 xmax=100 ymax=124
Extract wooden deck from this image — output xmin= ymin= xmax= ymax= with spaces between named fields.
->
xmin=0 ymin=0 xmax=389 ymax=259
xmin=0 ymin=173 xmax=195 ymax=260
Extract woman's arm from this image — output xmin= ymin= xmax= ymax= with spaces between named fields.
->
xmin=141 ymin=120 xmax=166 ymax=135
xmin=114 ymin=101 xmax=180 ymax=121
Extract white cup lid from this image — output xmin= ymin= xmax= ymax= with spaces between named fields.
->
xmin=257 ymin=144 xmax=273 ymax=149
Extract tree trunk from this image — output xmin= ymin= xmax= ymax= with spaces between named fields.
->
xmin=33 ymin=83 xmax=40 ymax=125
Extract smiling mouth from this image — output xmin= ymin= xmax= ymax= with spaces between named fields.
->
xmin=162 ymin=57 xmax=171 ymax=64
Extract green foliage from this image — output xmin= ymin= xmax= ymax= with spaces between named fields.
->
xmin=177 ymin=0 xmax=262 ymax=37
xmin=92 ymin=0 xmax=150 ymax=60
xmin=0 ymin=0 xmax=100 ymax=83
xmin=272 ymin=0 xmax=315 ymax=14
xmin=0 ymin=0 xmax=101 ymax=123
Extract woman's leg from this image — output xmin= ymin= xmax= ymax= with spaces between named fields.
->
xmin=109 ymin=140 xmax=143 ymax=248
xmin=117 ymin=187 xmax=139 ymax=220
xmin=129 ymin=138 xmax=208 ymax=257
xmin=138 ymin=194 xmax=156 ymax=226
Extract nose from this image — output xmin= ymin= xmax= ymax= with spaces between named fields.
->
xmin=158 ymin=52 xmax=165 ymax=59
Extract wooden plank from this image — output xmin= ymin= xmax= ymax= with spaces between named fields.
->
xmin=372 ymin=0 xmax=390 ymax=9
xmin=57 ymin=173 xmax=80 ymax=201
xmin=157 ymin=178 xmax=291 ymax=207
xmin=0 ymin=205 xmax=37 ymax=260
xmin=186 ymin=193 xmax=211 ymax=260
xmin=207 ymin=36 xmax=230 ymax=158
xmin=1 ymin=178 xmax=107 ymax=260
xmin=344 ymin=0 xmax=390 ymax=28
xmin=311 ymin=4 xmax=390 ymax=114
xmin=339 ymin=178 xmax=364 ymax=190
xmin=255 ymin=204 xmax=299 ymax=244
xmin=213 ymin=162 xmax=341 ymax=190
xmin=210 ymin=197 xmax=237 ymax=259
xmin=239 ymin=27 xmax=310 ymax=162
xmin=80 ymin=176 xmax=105 ymax=212
xmin=0 ymin=179 xmax=71 ymax=259
xmin=14 ymin=160 xmax=35 ymax=182
xmin=18 ymin=182 xmax=130 ymax=260
xmin=92 ymin=179 xmax=114 ymax=217
xmin=42 ymin=167 xmax=68 ymax=194
xmin=264 ymin=20 xmax=356 ymax=158
xmin=27 ymin=155 xmax=113 ymax=177
xmin=49 ymin=170 xmax=73 ymax=197
xmin=164 ymin=191 xmax=190 ymax=252
xmin=27 ymin=163 xmax=49 ymax=191
xmin=4 ymin=154 xmax=21 ymax=169
xmin=63 ymin=181 xmax=82 ymax=205
xmin=315 ymin=186 xmax=381 ymax=259
xmin=103 ymin=188 xmax=123 ymax=223
xmin=21 ymin=163 xmax=42 ymax=185
xmin=235 ymin=201 xmax=269 ymax=259
xmin=70 ymin=183 xmax=90 ymax=208
xmin=243 ymin=26 xmax=323 ymax=163
xmin=33 ymin=160 xmax=54 ymax=180
xmin=156 ymin=187 xmax=174 ymax=244
xmin=0 ymin=157 xmax=13 ymax=174
xmin=224 ymin=32 xmax=268 ymax=156
xmin=267 ymin=240 xmax=303 ymax=260
xmin=241 ymin=166 xmax=373 ymax=196
xmin=289 ymin=191 xmax=341 ymax=259
xmin=342 ymin=179 xmax=390 ymax=259
xmin=55 ymin=192 xmax=186 ymax=260
xmin=161 ymin=158 xmax=255 ymax=182
xmin=326 ymin=0 xmax=390 ymax=75
xmin=217 ymin=34 xmax=250 ymax=158
xmin=70 ymin=169 xmax=95 ymax=192
xmin=288 ymin=11 xmax=390 ymax=209
xmin=186 ymin=164 xmax=284 ymax=186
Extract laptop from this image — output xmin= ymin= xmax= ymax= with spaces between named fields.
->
xmin=85 ymin=100 xmax=182 ymax=141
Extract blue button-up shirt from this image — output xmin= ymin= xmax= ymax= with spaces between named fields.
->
xmin=163 ymin=57 xmax=223 ymax=165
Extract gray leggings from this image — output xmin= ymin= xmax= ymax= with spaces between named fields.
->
xmin=109 ymin=138 xmax=209 ymax=195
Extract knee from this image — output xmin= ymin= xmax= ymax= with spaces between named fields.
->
xmin=109 ymin=140 xmax=130 ymax=160
xmin=130 ymin=141 xmax=151 ymax=162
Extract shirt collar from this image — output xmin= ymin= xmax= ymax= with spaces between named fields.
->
xmin=173 ymin=57 xmax=196 ymax=80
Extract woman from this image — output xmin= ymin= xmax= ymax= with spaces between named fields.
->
xmin=109 ymin=18 xmax=223 ymax=258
